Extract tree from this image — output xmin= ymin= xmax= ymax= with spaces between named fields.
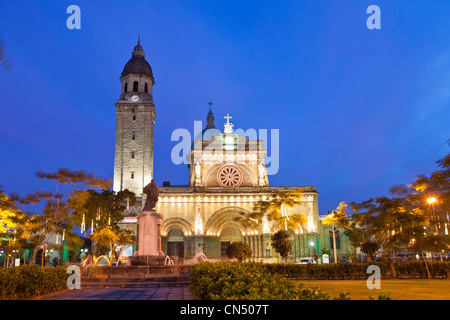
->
xmin=0 ymin=186 xmax=35 ymax=267
xmin=0 ymin=189 xmax=18 ymax=266
xmin=334 ymin=202 xmax=349 ymax=261
xmin=388 ymin=153 xmax=450 ymax=261
xmin=360 ymin=240 xmax=379 ymax=262
xmin=411 ymin=233 xmax=449 ymax=278
xmin=243 ymin=187 xmax=307 ymax=234
xmin=70 ymin=188 xmax=136 ymax=256
xmin=12 ymin=168 xmax=111 ymax=266
xmin=271 ymin=230 xmax=293 ymax=265
xmin=62 ymin=232 xmax=84 ymax=262
xmin=91 ymin=225 xmax=135 ymax=265
xmin=348 ymin=152 xmax=450 ymax=267
xmin=225 ymin=242 xmax=252 ymax=262
xmin=320 ymin=248 xmax=331 ymax=256
xmin=115 ymin=228 xmax=135 ymax=259
xmin=322 ymin=202 xmax=348 ymax=263
xmin=71 ymin=188 xmax=136 ymax=233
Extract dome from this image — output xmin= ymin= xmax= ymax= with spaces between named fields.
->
xmin=121 ymin=55 xmax=154 ymax=79
xmin=121 ymin=42 xmax=154 ymax=80
xmin=198 ymin=128 xmax=222 ymax=141
xmin=191 ymin=128 xmax=222 ymax=150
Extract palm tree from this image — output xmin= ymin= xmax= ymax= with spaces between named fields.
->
xmin=322 ymin=202 xmax=348 ymax=263
xmin=248 ymin=187 xmax=307 ymax=231
xmin=240 ymin=188 xmax=307 ymax=263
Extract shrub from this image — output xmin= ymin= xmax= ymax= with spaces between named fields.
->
xmin=189 ymin=261 xmax=342 ymax=300
xmin=262 ymin=261 xmax=449 ymax=280
xmin=225 ymin=242 xmax=252 ymax=262
xmin=0 ymin=265 xmax=69 ymax=300
xmin=189 ymin=261 xmax=450 ymax=300
xmin=271 ymin=231 xmax=292 ymax=264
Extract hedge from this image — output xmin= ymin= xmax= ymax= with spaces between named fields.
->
xmin=263 ymin=261 xmax=450 ymax=280
xmin=0 ymin=265 xmax=69 ymax=300
xmin=189 ymin=261 xmax=348 ymax=300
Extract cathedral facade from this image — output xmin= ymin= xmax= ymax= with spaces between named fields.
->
xmin=114 ymin=41 xmax=351 ymax=263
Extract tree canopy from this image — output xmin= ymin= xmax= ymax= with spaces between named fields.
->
xmin=245 ymin=187 xmax=307 ymax=233
xmin=348 ymin=152 xmax=450 ymax=270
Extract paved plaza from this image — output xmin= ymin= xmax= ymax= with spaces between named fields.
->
xmin=44 ymin=286 xmax=196 ymax=300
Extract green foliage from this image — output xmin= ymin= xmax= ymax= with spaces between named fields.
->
xmin=225 ymin=242 xmax=252 ymax=262
xmin=349 ymin=152 xmax=450 ymax=268
xmin=71 ymin=188 xmax=136 ymax=230
xmin=360 ymin=240 xmax=379 ymax=261
xmin=369 ymin=293 xmax=392 ymax=300
xmin=0 ymin=265 xmax=69 ymax=300
xmin=7 ymin=168 xmax=112 ymax=265
xmin=91 ymin=225 xmax=135 ymax=264
xmin=189 ymin=261 xmax=343 ymax=300
xmin=271 ymin=230 xmax=292 ymax=262
xmin=0 ymin=187 xmax=37 ymax=265
xmin=245 ymin=187 xmax=307 ymax=231
xmin=262 ymin=261 xmax=450 ymax=280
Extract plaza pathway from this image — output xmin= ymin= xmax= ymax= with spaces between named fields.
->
xmin=43 ymin=285 xmax=196 ymax=300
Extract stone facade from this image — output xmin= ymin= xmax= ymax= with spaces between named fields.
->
xmin=156 ymin=185 xmax=320 ymax=262
xmin=153 ymin=110 xmax=322 ymax=262
xmin=114 ymin=40 xmax=352 ymax=263
xmin=113 ymin=41 xmax=156 ymax=197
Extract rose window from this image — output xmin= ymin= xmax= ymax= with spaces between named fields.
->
xmin=217 ymin=166 xmax=242 ymax=187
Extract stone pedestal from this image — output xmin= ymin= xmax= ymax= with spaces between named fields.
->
xmin=136 ymin=211 xmax=164 ymax=257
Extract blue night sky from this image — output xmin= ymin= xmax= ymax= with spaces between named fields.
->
xmin=0 ymin=1 xmax=449 ymax=215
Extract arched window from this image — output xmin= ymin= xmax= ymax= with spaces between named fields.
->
xmin=144 ymin=83 xmax=148 ymax=93
xmin=133 ymin=81 xmax=138 ymax=92
xmin=124 ymin=83 xmax=128 ymax=93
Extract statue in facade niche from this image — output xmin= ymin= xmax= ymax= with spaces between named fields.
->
xmin=143 ymin=180 xmax=160 ymax=212
xmin=195 ymin=161 xmax=201 ymax=177
xmin=258 ymin=161 xmax=265 ymax=177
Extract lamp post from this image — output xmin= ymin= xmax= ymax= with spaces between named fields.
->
xmin=328 ymin=211 xmax=338 ymax=263
xmin=427 ymin=197 xmax=443 ymax=262
xmin=427 ymin=197 xmax=438 ymax=235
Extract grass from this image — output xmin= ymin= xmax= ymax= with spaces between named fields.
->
xmin=298 ymin=279 xmax=450 ymax=300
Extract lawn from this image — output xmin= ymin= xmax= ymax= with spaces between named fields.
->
xmin=298 ymin=279 xmax=450 ymax=300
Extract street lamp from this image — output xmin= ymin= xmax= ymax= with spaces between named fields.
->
xmin=427 ymin=197 xmax=438 ymax=235
xmin=427 ymin=197 xmax=443 ymax=262
xmin=328 ymin=210 xmax=338 ymax=263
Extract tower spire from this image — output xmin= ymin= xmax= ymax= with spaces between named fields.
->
xmin=132 ymin=32 xmax=145 ymax=58
xmin=206 ymin=101 xmax=216 ymax=129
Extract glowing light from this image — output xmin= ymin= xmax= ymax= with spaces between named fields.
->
xmin=262 ymin=215 xmax=270 ymax=234
xmin=195 ymin=214 xmax=203 ymax=235
xmin=427 ymin=197 xmax=437 ymax=204
xmin=307 ymin=218 xmax=315 ymax=233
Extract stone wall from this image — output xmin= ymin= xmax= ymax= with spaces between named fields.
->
xmin=113 ymin=103 xmax=155 ymax=196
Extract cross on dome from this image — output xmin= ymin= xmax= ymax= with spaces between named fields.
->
xmin=223 ymin=113 xmax=234 ymax=134
xmin=224 ymin=113 xmax=232 ymax=124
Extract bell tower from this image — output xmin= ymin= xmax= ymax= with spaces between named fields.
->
xmin=113 ymin=38 xmax=156 ymax=200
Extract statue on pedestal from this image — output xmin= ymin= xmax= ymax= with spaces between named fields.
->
xmin=143 ymin=180 xmax=160 ymax=212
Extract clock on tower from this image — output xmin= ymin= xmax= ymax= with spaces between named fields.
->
xmin=113 ymin=37 xmax=156 ymax=203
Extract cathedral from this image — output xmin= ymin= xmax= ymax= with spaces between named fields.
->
xmin=114 ymin=40 xmax=351 ymax=263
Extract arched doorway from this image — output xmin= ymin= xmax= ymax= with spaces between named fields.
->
xmin=219 ymin=223 xmax=243 ymax=257
xmin=166 ymin=228 xmax=185 ymax=258
xmin=205 ymin=206 xmax=251 ymax=258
